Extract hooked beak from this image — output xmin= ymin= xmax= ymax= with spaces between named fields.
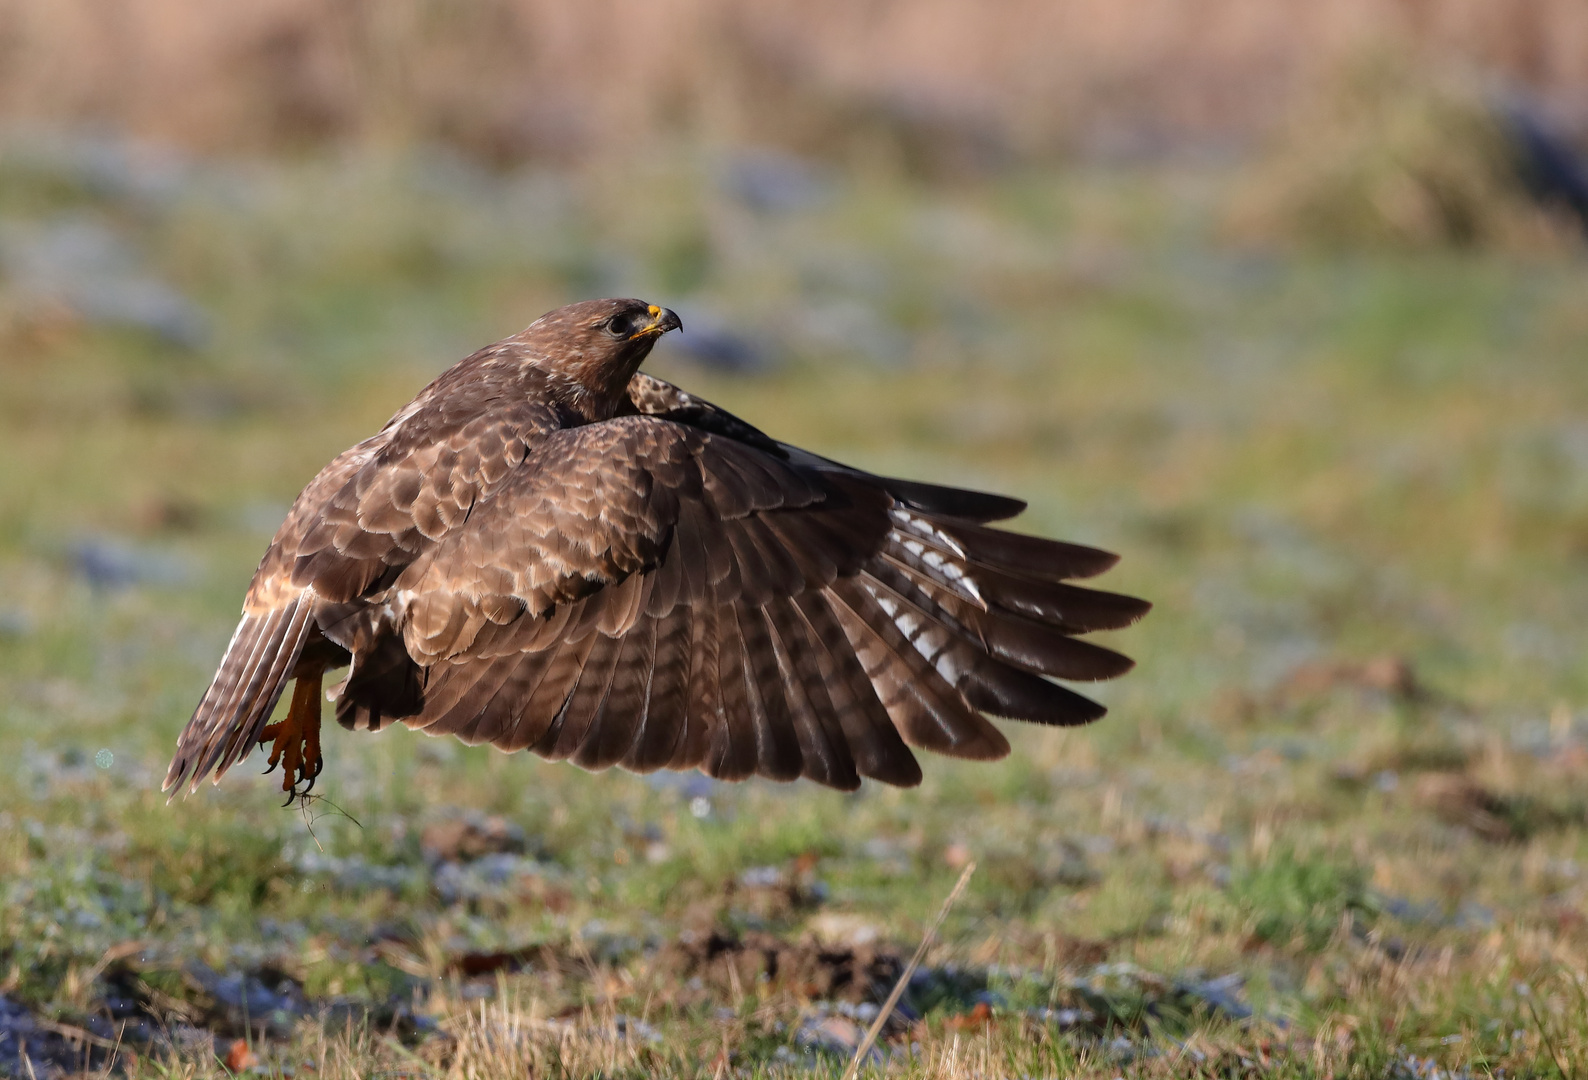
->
xmin=630 ymin=305 xmax=682 ymax=340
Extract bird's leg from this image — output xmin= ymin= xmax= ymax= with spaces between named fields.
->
xmin=259 ymin=666 xmax=324 ymax=799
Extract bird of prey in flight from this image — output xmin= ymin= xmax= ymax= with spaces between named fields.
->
xmin=165 ymin=299 xmax=1148 ymax=801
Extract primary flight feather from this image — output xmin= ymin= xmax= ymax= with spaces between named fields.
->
xmin=165 ymin=299 xmax=1149 ymax=800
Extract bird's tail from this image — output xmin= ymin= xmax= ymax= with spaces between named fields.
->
xmin=163 ymin=596 xmax=314 ymax=797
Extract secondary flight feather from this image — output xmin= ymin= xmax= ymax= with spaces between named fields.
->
xmin=165 ymin=299 xmax=1149 ymax=800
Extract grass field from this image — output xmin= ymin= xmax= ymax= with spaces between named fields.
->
xmin=2 ymin=139 xmax=1588 ymax=1077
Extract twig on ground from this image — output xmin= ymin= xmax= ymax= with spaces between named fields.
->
xmin=34 ymin=1018 xmax=120 ymax=1051
xmin=84 ymin=940 xmax=146 ymax=986
xmin=294 ymin=792 xmax=363 ymax=852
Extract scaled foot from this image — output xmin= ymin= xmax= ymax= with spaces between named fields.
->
xmin=259 ymin=669 xmax=324 ymax=800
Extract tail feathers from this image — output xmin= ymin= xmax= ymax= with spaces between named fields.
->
xmin=164 ymin=598 xmax=314 ymax=796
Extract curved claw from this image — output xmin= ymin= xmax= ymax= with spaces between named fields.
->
xmin=257 ymin=669 xmax=325 ymax=803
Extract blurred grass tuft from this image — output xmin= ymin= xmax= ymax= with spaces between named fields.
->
xmin=1 ymin=1 xmax=1588 ymax=170
xmin=1228 ymin=49 xmax=1581 ymax=252
xmin=1229 ymin=847 xmax=1374 ymax=952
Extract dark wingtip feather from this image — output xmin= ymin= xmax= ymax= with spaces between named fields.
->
xmin=943 ymin=521 xmax=1121 ymax=580
xmin=773 ymin=443 xmax=1026 ymax=523
xmin=1115 ymin=596 xmax=1153 ymax=625
xmin=881 ymin=478 xmax=1027 ymax=523
xmin=860 ymin=746 xmax=924 ymax=787
xmin=978 ymin=613 xmax=1137 ymax=682
xmin=978 ymin=574 xmax=1154 ymax=632
xmin=962 ymin=668 xmax=1109 ymax=727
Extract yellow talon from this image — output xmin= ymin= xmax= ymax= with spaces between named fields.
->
xmin=259 ymin=668 xmax=324 ymax=799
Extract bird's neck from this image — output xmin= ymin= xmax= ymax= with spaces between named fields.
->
xmin=528 ymin=351 xmax=647 ymax=424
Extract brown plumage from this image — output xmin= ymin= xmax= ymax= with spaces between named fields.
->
xmin=164 ymin=298 xmax=1149 ymax=800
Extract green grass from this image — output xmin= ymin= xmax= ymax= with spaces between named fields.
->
xmin=1 ymin=143 xmax=1587 ymax=1077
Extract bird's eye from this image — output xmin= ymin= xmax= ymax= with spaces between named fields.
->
xmin=605 ymin=313 xmax=636 ymax=338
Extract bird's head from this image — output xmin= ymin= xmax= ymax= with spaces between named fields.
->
xmin=519 ymin=298 xmax=682 ymax=419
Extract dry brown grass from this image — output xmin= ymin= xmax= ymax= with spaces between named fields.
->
xmin=1226 ymin=48 xmax=1584 ymax=251
xmin=0 ymin=0 xmax=1585 ymax=165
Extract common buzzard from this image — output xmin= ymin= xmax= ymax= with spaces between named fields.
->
xmin=165 ymin=299 xmax=1148 ymax=800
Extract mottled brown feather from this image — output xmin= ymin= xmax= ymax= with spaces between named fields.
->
xmin=622 ymin=606 xmax=693 ymax=772
xmin=761 ymin=599 xmax=859 ymax=790
xmin=571 ymin=619 xmax=656 ymax=771
xmin=670 ymin=598 xmax=720 ymax=772
xmin=525 ymin=632 xmax=605 ymax=758
xmin=827 ymin=578 xmax=1010 ymax=761
xmin=707 ymin=605 xmax=759 ymax=781
xmin=538 ymin=631 xmax=626 ymax=761
xmin=789 ymin=590 xmax=921 ymax=786
xmin=733 ymin=604 xmax=804 ymax=782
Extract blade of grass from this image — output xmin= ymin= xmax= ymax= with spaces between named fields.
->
xmin=842 ymin=861 xmax=976 ymax=1080
xmin=1524 ymin=985 xmax=1574 ymax=1080
xmin=380 ymin=1034 xmax=440 ymax=1078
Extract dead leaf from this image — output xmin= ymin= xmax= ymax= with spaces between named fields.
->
xmin=943 ymin=1001 xmax=994 ymax=1030
xmin=225 ymin=1039 xmax=258 ymax=1072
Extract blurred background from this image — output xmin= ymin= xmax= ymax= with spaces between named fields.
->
xmin=3 ymin=2 xmax=1588 ymax=1076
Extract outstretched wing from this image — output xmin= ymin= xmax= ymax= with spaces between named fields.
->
xmin=353 ymin=412 xmax=1146 ymax=791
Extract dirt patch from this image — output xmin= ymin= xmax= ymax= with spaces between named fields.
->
xmin=419 ymin=812 xmax=531 ymax=864
xmin=1276 ymin=655 xmax=1425 ymax=704
xmin=1413 ymin=772 xmax=1527 ymax=842
xmin=660 ymin=928 xmax=907 ymax=1004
